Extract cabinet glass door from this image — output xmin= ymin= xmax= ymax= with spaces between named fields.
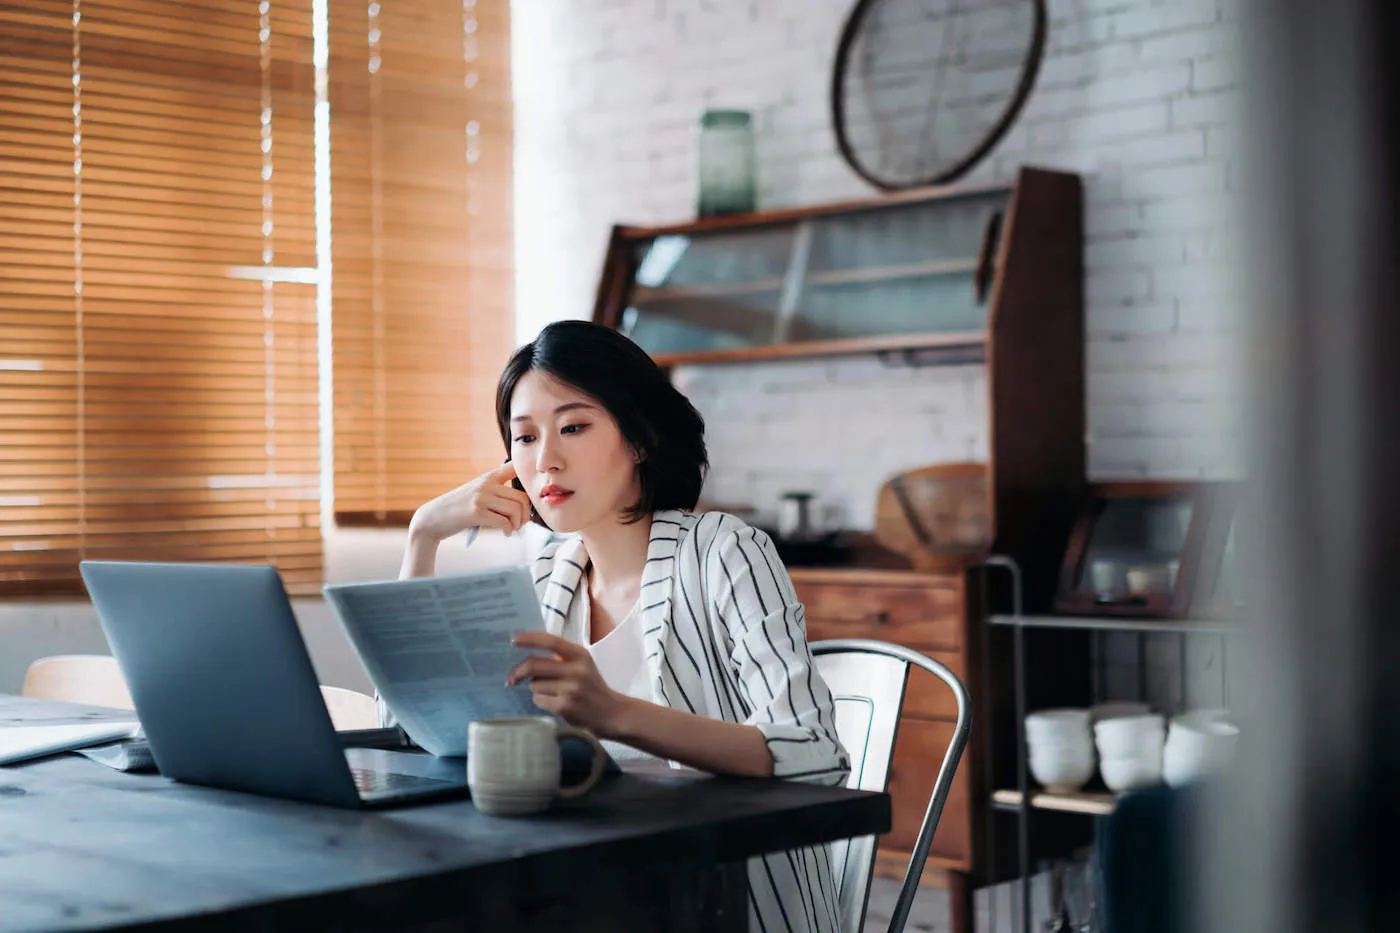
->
xmin=620 ymin=226 xmax=794 ymax=356
xmin=796 ymin=191 xmax=1009 ymax=340
xmin=616 ymin=187 xmax=1011 ymax=359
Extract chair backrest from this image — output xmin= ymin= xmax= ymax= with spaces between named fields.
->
xmin=813 ymin=638 xmax=972 ymax=933
xmin=815 ymin=645 xmax=908 ymax=933
xmin=318 ymin=684 xmax=380 ymax=731
xmin=22 ymin=654 xmax=379 ymax=732
xmin=22 ymin=655 xmax=135 ymax=710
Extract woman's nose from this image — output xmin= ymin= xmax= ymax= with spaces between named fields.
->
xmin=535 ymin=433 xmax=564 ymax=473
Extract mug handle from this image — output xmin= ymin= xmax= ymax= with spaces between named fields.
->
xmin=554 ymin=726 xmax=607 ymax=799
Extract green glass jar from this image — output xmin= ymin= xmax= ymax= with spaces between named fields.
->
xmin=696 ymin=109 xmax=756 ymax=218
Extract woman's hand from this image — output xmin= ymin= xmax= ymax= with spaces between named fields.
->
xmin=408 ymin=460 xmax=532 ymax=544
xmin=507 ymin=632 xmax=628 ymax=738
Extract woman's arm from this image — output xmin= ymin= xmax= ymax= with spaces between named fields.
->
xmin=612 ymin=697 xmax=774 ymax=776
xmin=399 ymin=461 xmax=532 ymax=579
xmin=399 ymin=528 xmax=441 ymax=579
xmin=507 ymin=632 xmax=774 ymax=776
xmin=708 ymin=524 xmax=851 ymax=786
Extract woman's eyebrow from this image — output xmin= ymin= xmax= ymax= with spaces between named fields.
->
xmin=510 ymin=402 xmax=598 ymax=423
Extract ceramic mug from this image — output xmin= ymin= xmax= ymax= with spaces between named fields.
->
xmin=467 ymin=717 xmax=606 ymax=816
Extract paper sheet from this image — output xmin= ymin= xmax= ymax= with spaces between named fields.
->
xmin=324 ymin=567 xmax=549 ymax=757
xmin=0 ymin=722 xmax=140 ymax=767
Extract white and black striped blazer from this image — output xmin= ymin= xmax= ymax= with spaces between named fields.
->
xmin=532 ymin=509 xmax=851 ymax=933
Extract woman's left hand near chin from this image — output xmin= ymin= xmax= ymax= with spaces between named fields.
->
xmin=507 ymin=632 xmax=628 ymax=737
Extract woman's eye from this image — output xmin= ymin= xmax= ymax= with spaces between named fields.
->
xmin=513 ymin=434 xmax=535 ymax=445
xmin=561 ymin=423 xmax=589 ymax=435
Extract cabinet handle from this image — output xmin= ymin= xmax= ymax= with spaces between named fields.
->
xmin=974 ymin=211 xmax=1003 ymax=305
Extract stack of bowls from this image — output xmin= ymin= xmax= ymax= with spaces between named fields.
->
xmin=1163 ymin=710 xmax=1239 ymax=787
xmin=1093 ymin=714 xmax=1165 ymax=793
xmin=1025 ymin=709 xmax=1095 ymax=793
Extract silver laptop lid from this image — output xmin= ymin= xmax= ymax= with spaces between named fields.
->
xmin=79 ymin=561 xmax=360 ymax=808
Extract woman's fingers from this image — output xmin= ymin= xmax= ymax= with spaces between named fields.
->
xmin=511 ymin=631 xmax=586 ymax=659
xmin=506 ymin=656 xmax=584 ymax=687
xmin=482 ymin=486 xmax=531 ymax=531
xmin=473 ymin=507 xmax=514 ymax=533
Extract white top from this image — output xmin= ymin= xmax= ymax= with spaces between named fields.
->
xmin=571 ymin=583 xmax=652 ymax=761
xmin=579 ymin=592 xmax=650 ymax=700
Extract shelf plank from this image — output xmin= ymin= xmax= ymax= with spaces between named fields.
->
xmin=991 ymin=788 xmax=1117 ymax=816
xmin=633 ymin=279 xmax=785 ymax=300
xmin=807 ymin=258 xmax=980 ymax=288
xmin=632 ymin=257 xmax=980 ymax=302
xmin=650 ymin=331 xmax=988 ymax=367
xmin=987 ymin=613 xmax=1234 ymax=635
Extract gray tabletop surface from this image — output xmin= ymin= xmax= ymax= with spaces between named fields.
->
xmin=0 ymin=694 xmax=888 ymax=932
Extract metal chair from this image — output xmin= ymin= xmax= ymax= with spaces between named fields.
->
xmin=812 ymin=638 xmax=972 ymax=933
xmin=22 ymin=653 xmax=379 ymax=731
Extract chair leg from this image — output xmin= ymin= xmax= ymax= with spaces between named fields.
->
xmin=948 ymin=871 xmax=974 ymax=933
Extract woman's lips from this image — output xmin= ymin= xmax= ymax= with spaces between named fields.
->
xmin=539 ymin=489 xmax=574 ymax=505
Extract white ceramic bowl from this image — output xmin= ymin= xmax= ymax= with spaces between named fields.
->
xmin=1163 ymin=746 xmax=1229 ymax=787
xmin=1026 ymin=710 xmax=1093 ymax=756
xmin=1030 ymin=751 xmax=1096 ymax=794
xmin=1162 ymin=717 xmax=1238 ymax=786
xmin=1026 ymin=709 xmax=1091 ymax=737
xmin=1100 ymin=752 xmax=1163 ymax=793
xmin=1029 ymin=740 xmax=1095 ymax=763
xmin=1093 ymin=714 xmax=1165 ymax=758
xmin=1027 ymin=733 xmax=1094 ymax=759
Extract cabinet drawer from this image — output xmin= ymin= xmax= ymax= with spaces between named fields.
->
xmin=797 ymin=582 xmax=964 ymax=650
xmin=883 ymin=718 xmax=971 ymax=868
xmin=900 ymin=651 xmax=967 ymax=722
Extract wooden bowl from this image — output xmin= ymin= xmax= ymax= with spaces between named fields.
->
xmin=873 ymin=463 xmax=991 ymax=569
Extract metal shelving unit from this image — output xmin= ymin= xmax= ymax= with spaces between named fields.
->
xmin=988 ymin=614 xmax=1233 ymax=636
xmin=981 ymin=555 xmax=1242 ymax=933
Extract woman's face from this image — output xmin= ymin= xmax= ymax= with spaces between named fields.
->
xmin=508 ymin=370 xmax=642 ymax=534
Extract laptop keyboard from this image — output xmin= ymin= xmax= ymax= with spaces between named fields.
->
xmin=350 ymin=767 xmax=456 ymax=796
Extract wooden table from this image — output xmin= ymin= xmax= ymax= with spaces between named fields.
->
xmin=0 ymin=696 xmax=889 ymax=932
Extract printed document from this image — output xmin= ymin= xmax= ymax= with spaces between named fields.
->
xmin=324 ymin=567 xmax=548 ymax=757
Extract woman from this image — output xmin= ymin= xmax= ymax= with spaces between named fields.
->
xmin=401 ymin=320 xmax=850 ymax=933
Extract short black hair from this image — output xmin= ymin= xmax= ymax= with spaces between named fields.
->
xmin=496 ymin=320 xmax=708 ymax=527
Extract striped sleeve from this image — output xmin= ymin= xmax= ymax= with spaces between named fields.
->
xmin=708 ymin=525 xmax=850 ymax=787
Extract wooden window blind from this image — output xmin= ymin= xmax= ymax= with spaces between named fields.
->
xmin=328 ymin=0 xmax=513 ymax=527
xmin=0 ymin=0 xmax=322 ymax=596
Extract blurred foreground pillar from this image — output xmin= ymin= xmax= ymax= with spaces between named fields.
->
xmin=1203 ymin=2 xmax=1400 ymax=931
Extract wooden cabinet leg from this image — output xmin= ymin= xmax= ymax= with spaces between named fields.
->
xmin=948 ymin=871 xmax=973 ymax=933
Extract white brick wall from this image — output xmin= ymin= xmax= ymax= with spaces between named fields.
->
xmin=513 ymin=0 xmax=1242 ymax=528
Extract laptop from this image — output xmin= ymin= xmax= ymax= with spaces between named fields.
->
xmin=78 ymin=560 xmax=470 ymax=809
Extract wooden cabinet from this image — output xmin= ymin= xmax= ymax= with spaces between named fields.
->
xmin=791 ymin=568 xmax=982 ymax=877
xmin=595 ymin=166 xmax=1088 ymax=612
xmin=799 ymin=579 xmax=963 ymax=648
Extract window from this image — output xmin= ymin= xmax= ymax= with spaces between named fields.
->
xmin=328 ymin=0 xmax=513 ymax=527
xmin=0 ymin=0 xmax=512 ymax=594
xmin=1 ymin=0 xmax=321 ymax=596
